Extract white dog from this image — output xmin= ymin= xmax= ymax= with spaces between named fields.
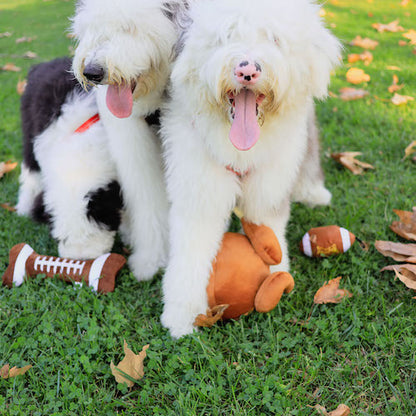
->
xmin=71 ymin=0 xmax=190 ymax=280
xmin=161 ymin=0 xmax=341 ymax=337
xmin=17 ymin=0 xmax=188 ymax=280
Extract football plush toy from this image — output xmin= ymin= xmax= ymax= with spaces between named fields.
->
xmin=2 ymin=243 xmax=126 ymax=293
xmin=300 ymin=225 xmax=356 ymax=257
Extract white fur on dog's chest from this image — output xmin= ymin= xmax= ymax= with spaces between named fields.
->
xmin=191 ymin=105 xmax=309 ymax=175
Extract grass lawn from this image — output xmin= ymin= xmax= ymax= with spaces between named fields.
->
xmin=0 ymin=0 xmax=415 ymax=414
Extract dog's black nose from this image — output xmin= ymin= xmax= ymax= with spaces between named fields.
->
xmin=83 ymin=64 xmax=105 ymax=83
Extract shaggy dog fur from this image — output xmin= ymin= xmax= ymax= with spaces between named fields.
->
xmin=17 ymin=0 xmax=188 ymax=280
xmin=160 ymin=0 xmax=341 ymax=337
xmin=71 ymin=0 xmax=187 ymax=280
xmin=17 ymin=57 xmax=123 ymax=259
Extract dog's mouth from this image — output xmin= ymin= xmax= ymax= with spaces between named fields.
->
xmin=227 ymin=89 xmax=265 ymax=151
xmin=106 ymin=80 xmax=137 ymax=119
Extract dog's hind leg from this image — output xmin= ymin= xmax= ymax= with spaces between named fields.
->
xmin=16 ymin=163 xmax=43 ymax=217
xmin=291 ymin=106 xmax=332 ymax=207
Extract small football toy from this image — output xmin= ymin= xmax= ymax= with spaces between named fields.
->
xmin=2 ymin=243 xmax=126 ymax=293
xmin=300 ymin=225 xmax=356 ymax=257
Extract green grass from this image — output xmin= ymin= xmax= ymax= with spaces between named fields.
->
xmin=1 ymin=0 xmax=415 ymax=414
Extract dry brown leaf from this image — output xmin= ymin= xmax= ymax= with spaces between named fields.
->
xmin=350 ymin=36 xmax=379 ymax=50
xmin=1 ymin=363 xmax=32 ymax=379
xmin=1 ymin=63 xmax=21 ymax=72
xmin=403 ymin=29 xmax=416 ymax=45
xmin=0 ymin=32 xmax=12 ymax=38
xmin=398 ymin=40 xmax=408 ymax=46
xmin=0 ymin=161 xmax=18 ymax=179
xmin=401 ymin=0 xmax=410 ymax=6
xmin=391 ymin=93 xmax=414 ymax=105
xmin=348 ymin=51 xmax=373 ymax=65
xmin=110 ymin=340 xmax=149 ymax=388
xmin=314 ymin=277 xmax=353 ymax=304
xmin=346 ymin=68 xmax=370 ymax=84
xmin=388 ymin=75 xmax=404 ymax=93
xmin=313 ymin=404 xmax=351 ymax=415
xmin=403 ymin=140 xmax=416 ymax=160
xmin=331 ymin=151 xmax=375 ymax=175
xmin=1 ymin=203 xmax=16 ymax=212
xmin=381 ymin=264 xmax=416 ymax=290
xmin=390 ymin=208 xmax=416 ymax=241
xmin=23 ymin=51 xmax=37 ymax=59
xmin=17 ymin=79 xmax=27 ymax=95
xmin=375 ymin=240 xmax=416 ymax=263
xmin=194 ymin=304 xmax=229 ymax=328
xmin=386 ymin=65 xmax=401 ymax=71
xmin=15 ymin=36 xmax=36 ymax=44
xmin=372 ymin=20 xmax=404 ymax=33
xmin=339 ymin=87 xmax=369 ymax=101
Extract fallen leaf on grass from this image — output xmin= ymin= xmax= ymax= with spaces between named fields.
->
xmin=347 ymin=51 xmax=373 ymax=65
xmin=375 ymin=241 xmax=416 ymax=263
xmin=15 ymin=36 xmax=36 ymax=44
xmin=194 ymin=304 xmax=229 ymax=327
xmin=350 ymin=36 xmax=379 ymax=50
xmin=390 ymin=208 xmax=416 ymax=241
xmin=313 ymin=403 xmax=351 ymax=415
xmin=372 ymin=20 xmax=404 ymax=33
xmin=346 ymin=68 xmax=370 ymax=84
xmin=314 ymin=277 xmax=353 ymax=304
xmin=331 ymin=152 xmax=375 ymax=175
xmin=0 ymin=161 xmax=18 ymax=179
xmin=1 ymin=63 xmax=21 ymax=72
xmin=110 ymin=341 xmax=149 ymax=388
xmin=386 ymin=66 xmax=401 ymax=71
xmin=401 ymin=0 xmax=410 ymax=6
xmin=388 ymin=75 xmax=404 ymax=93
xmin=391 ymin=93 xmax=414 ymax=105
xmin=403 ymin=140 xmax=416 ymax=160
xmin=1 ymin=363 xmax=32 ymax=379
xmin=17 ymin=79 xmax=27 ymax=95
xmin=1 ymin=203 xmax=16 ymax=212
xmin=23 ymin=51 xmax=37 ymax=59
xmin=339 ymin=87 xmax=369 ymax=101
xmin=0 ymin=32 xmax=12 ymax=38
xmin=403 ymin=29 xmax=416 ymax=45
xmin=381 ymin=264 xmax=416 ymax=290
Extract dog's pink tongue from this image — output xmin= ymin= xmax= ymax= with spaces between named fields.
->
xmin=106 ymin=82 xmax=133 ymax=118
xmin=229 ymin=89 xmax=260 ymax=151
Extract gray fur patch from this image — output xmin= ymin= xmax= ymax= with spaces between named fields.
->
xmin=162 ymin=1 xmax=193 ymax=57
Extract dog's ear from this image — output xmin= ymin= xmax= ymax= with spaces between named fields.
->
xmin=162 ymin=1 xmax=190 ymax=23
xmin=162 ymin=1 xmax=193 ymax=57
xmin=307 ymin=28 xmax=342 ymax=99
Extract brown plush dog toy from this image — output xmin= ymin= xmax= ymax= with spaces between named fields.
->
xmin=195 ymin=220 xmax=295 ymax=327
xmin=2 ymin=243 xmax=126 ymax=293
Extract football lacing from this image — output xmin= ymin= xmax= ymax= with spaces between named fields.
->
xmin=34 ymin=256 xmax=86 ymax=276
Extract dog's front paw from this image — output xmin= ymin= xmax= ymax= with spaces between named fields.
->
xmin=161 ymin=303 xmax=199 ymax=339
xmin=58 ymin=232 xmax=115 ymax=260
xmin=128 ymin=250 xmax=164 ymax=281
